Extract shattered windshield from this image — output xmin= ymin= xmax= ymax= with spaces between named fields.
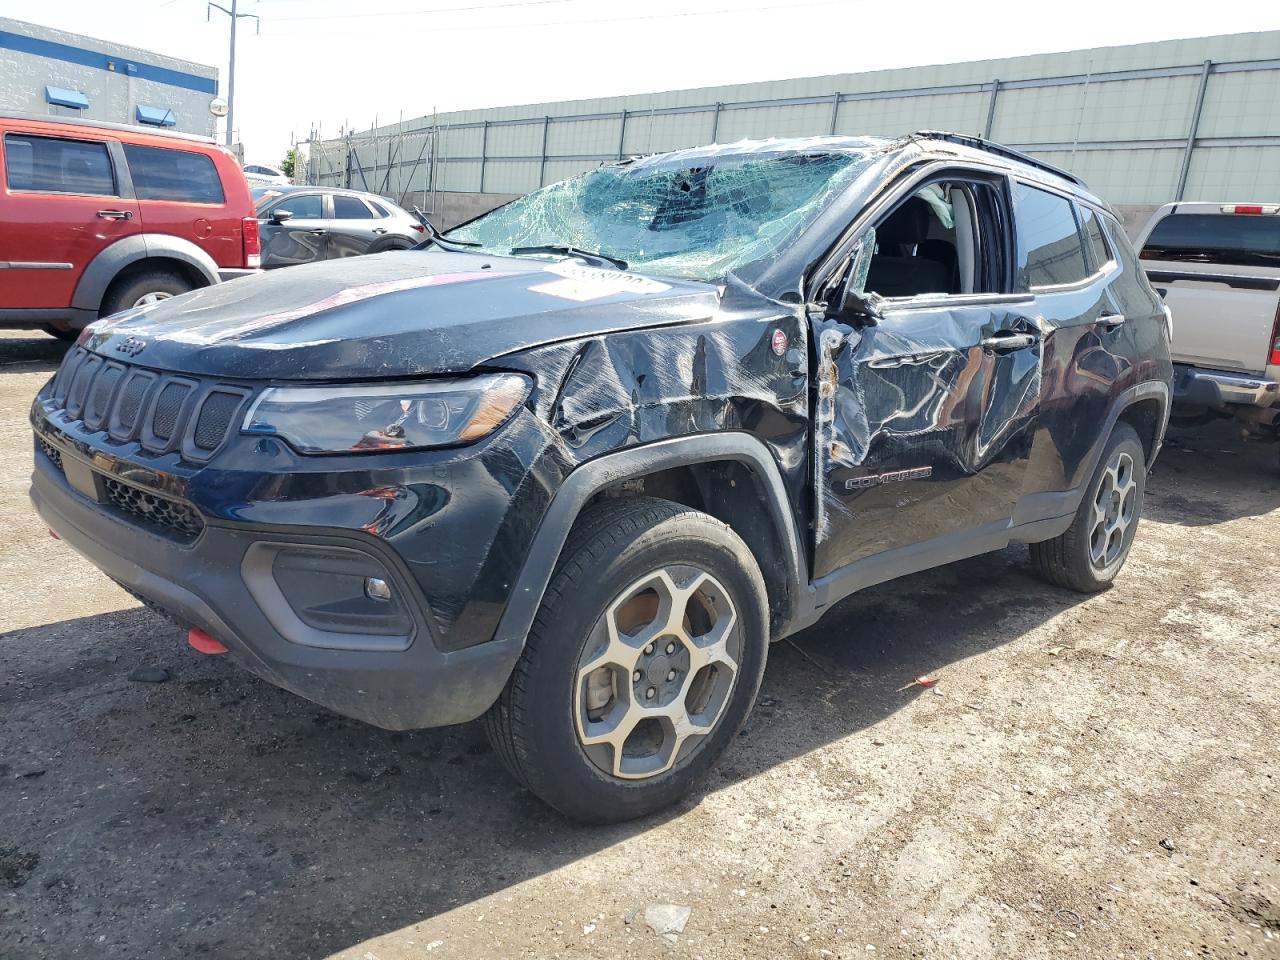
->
xmin=448 ymin=150 xmax=876 ymax=281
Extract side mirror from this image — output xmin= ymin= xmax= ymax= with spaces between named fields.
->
xmin=269 ymin=209 xmax=294 ymax=225
xmin=841 ymin=289 xmax=884 ymax=327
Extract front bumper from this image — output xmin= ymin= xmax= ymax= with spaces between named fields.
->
xmin=1172 ymin=364 xmax=1280 ymax=409
xmin=30 ymin=442 xmax=524 ymax=730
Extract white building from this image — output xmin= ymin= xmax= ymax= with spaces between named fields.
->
xmin=0 ymin=17 xmax=219 ymax=138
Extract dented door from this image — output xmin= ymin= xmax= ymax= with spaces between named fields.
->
xmin=812 ymin=299 xmax=1043 ymax=578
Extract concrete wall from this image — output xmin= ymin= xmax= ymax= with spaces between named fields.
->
xmin=0 ymin=17 xmax=218 ymax=137
xmin=312 ymin=30 xmax=1280 ymax=209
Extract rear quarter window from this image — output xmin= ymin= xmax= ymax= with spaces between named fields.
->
xmin=1012 ymin=182 xmax=1090 ymax=288
xmin=124 ymin=144 xmax=225 ymax=204
xmin=3 ymin=133 xmax=116 ymax=196
xmin=1141 ymin=213 xmax=1280 ymax=268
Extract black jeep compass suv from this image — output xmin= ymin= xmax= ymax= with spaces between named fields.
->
xmin=31 ymin=133 xmax=1173 ymax=822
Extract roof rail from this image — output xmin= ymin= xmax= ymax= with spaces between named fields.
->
xmin=912 ymin=130 xmax=1086 ymax=187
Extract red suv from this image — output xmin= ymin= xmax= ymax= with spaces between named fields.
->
xmin=0 ymin=113 xmax=259 ymax=340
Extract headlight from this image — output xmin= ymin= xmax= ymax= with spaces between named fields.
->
xmin=242 ymin=373 xmax=531 ymax=454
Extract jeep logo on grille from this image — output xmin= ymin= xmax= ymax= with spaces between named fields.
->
xmin=116 ymin=336 xmax=147 ymax=357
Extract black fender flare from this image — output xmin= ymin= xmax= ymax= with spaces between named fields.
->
xmin=71 ymin=235 xmax=221 ymax=314
xmin=491 ymin=433 xmax=807 ymax=650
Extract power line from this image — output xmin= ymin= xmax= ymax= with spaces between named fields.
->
xmin=270 ymin=0 xmax=579 ymax=20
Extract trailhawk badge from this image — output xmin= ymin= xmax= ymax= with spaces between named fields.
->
xmin=771 ymin=329 xmax=788 ymax=356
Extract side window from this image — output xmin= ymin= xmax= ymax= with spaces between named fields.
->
xmin=272 ymin=193 xmax=324 ymax=219
xmin=333 ymin=195 xmax=372 ymax=219
xmin=3 ymin=134 xmax=116 ymax=196
xmin=1077 ymin=204 xmax=1113 ymax=273
xmin=124 ymin=144 xmax=224 ymax=203
xmin=1012 ymin=182 xmax=1089 ymax=288
xmin=860 ymin=179 xmax=1004 ymax=300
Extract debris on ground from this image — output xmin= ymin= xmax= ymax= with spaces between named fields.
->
xmin=128 ymin=665 xmax=169 ymax=683
xmin=898 ymin=675 xmax=938 ymax=692
xmin=1160 ymin=838 xmax=1177 ymax=853
xmin=644 ymin=903 xmax=691 ymax=943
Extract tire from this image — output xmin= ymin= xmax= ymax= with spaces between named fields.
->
xmin=483 ymin=496 xmax=769 ymax=823
xmin=1030 ymin=422 xmax=1146 ymax=593
xmin=41 ymin=324 xmax=79 ymax=343
xmin=100 ymin=270 xmax=194 ymax=318
xmin=368 ymin=238 xmax=414 ymax=255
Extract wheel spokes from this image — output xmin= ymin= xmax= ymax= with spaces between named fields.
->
xmin=573 ymin=565 xmax=742 ymax=781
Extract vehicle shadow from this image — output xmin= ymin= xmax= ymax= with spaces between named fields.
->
xmin=0 ymin=331 xmax=69 ymax=374
xmin=1 ymin=544 xmax=1088 ymax=959
xmin=1144 ymin=420 xmax=1279 ymax=526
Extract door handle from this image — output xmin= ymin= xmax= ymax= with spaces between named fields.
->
xmin=306 ymin=229 xmax=326 ymax=236
xmin=1096 ymin=313 xmax=1127 ymax=330
xmin=372 ymin=227 xmax=388 ymax=234
xmin=980 ymin=332 xmax=1038 ymax=353
xmin=97 ymin=209 xmax=133 ymax=220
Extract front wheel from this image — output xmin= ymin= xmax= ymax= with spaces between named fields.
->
xmin=484 ymin=497 xmax=769 ymax=823
xmin=1030 ymin=422 xmax=1146 ymax=592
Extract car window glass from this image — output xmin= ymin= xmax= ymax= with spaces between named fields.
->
xmin=274 ymin=194 xmax=324 ymax=219
xmin=1077 ymin=205 xmax=1112 ymax=272
xmin=124 ymin=144 xmax=225 ymax=203
xmin=1012 ymin=182 xmax=1089 ymax=288
xmin=3 ymin=133 xmax=116 ymax=196
xmin=1141 ymin=213 xmax=1280 ymax=268
xmin=333 ymin=195 xmax=371 ymax=219
xmin=862 ymin=182 xmax=979 ymax=299
xmin=370 ymin=201 xmax=391 ymax=219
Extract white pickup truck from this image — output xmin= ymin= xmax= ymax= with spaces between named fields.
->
xmin=1134 ymin=202 xmax=1280 ymax=448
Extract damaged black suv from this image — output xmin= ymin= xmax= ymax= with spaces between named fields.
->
xmin=31 ymin=133 xmax=1172 ymax=822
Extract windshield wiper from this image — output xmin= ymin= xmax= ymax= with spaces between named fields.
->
xmin=411 ymin=206 xmax=482 ymax=251
xmin=509 ymin=245 xmax=628 ymax=271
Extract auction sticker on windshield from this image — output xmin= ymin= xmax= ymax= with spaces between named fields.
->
xmin=531 ymin=262 xmax=671 ymax=302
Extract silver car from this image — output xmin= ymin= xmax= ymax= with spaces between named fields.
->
xmin=251 ymin=186 xmax=425 ymax=269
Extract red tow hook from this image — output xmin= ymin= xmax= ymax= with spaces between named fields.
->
xmin=188 ymin=628 xmax=228 ymax=655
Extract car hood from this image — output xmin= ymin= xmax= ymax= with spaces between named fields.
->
xmin=82 ymin=251 xmax=722 ymax=380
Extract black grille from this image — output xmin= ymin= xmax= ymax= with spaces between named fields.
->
xmin=151 ymin=382 xmax=189 ymax=441
xmin=114 ymin=373 xmax=151 ymax=434
xmin=103 ymin=477 xmax=205 ymax=542
xmin=194 ymin=391 xmax=244 ymax=451
xmin=84 ymin=363 xmax=124 ymax=429
xmin=39 ymin=438 xmax=64 ymax=472
xmin=42 ymin=347 xmax=251 ymax=462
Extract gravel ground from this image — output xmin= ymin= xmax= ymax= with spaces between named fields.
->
xmin=1 ymin=329 xmax=1277 ymax=960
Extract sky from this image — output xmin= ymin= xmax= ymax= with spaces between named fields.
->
xmin=3 ymin=0 xmax=1279 ymax=165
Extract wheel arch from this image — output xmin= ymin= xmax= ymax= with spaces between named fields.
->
xmin=72 ymin=235 xmax=221 ymax=315
xmin=492 ymin=434 xmax=807 ymax=651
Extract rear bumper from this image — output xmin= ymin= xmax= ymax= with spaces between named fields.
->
xmin=1172 ymin=364 xmax=1279 ymax=409
xmin=30 ymin=446 xmax=522 ymax=730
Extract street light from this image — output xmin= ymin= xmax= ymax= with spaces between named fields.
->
xmin=208 ymin=1 xmax=259 ymax=147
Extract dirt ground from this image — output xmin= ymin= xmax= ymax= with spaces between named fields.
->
xmin=1 ymin=328 xmax=1277 ymax=960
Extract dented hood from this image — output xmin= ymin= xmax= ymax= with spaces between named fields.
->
xmin=81 ymin=250 xmax=721 ymax=380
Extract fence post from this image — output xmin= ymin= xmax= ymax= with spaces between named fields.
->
xmin=539 ymin=116 xmax=550 ymax=187
xmin=710 ymin=102 xmax=722 ymax=143
xmin=617 ymin=110 xmax=628 ymax=159
xmin=828 ymin=91 xmax=841 ymax=135
xmin=1175 ymin=59 xmax=1212 ymax=201
xmin=479 ymin=120 xmax=489 ymax=193
xmin=983 ymin=79 xmax=1000 ymax=139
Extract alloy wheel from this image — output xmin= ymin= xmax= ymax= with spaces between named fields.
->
xmin=133 ymin=291 xmax=174 ymax=308
xmin=574 ymin=566 xmax=741 ymax=780
xmin=1089 ymin=450 xmax=1138 ymax=570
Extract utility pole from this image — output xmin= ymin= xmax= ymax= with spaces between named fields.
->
xmin=208 ymin=1 xmax=259 ymax=147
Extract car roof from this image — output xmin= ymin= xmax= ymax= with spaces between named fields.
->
xmin=1 ymin=111 xmax=218 ymax=147
xmin=610 ymin=132 xmax=1108 ymax=212
xmin=250 ymin=184 xmax=402 ymax=206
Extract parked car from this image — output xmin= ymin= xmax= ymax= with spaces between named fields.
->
xmin=31 ymin=133 xmax=1172 ymax=822
xmin=1134 ymin=202 xmax=1279 ymax=450
xmin=0 ymin=113 xmax=259 ymax=340
xmin=251 ymin=185 xmax=425 ymax=268
xmin=242 ymin=163 xmax=290 ymax=186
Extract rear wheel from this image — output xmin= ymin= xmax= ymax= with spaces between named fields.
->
xmin=100 ymin=270 xmax=194 ymax=318
xmin=41 ymin=324 xmax=79 ymax=343
xmin=484 ymin=497 xmax=768 ymax=823
xmin=1030 ymin=423 xmax=1146 ymax=592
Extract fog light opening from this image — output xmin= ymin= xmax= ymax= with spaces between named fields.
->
xmin=364 ymin=577 xmax=392 ymax=602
